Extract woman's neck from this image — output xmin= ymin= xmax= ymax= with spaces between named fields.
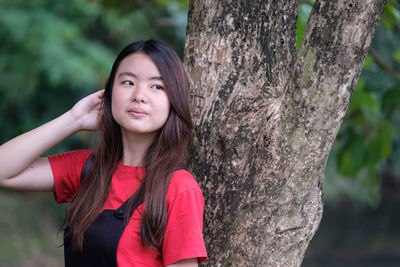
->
xmin=120 ymin=131 xmax=156 ymax=166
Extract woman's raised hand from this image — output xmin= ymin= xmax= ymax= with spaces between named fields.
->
xmin=70 ymin=89 xmax=105 ymax=131
xmin=0 ymin=89 xmax=105 ymax=190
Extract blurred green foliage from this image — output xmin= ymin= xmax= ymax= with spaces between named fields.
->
xmin=297 ymin=0 xmax=400 ymax=207
xmin=0 ymin=0 xmax=188 ymax=154
xmin=0 ymin=0 xmax=399 ymax=208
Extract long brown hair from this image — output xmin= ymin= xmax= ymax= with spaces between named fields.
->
xmin=64 ymin=40 xmax=193 ymax=252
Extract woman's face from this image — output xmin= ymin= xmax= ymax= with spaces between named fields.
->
xmin=111 ymin=53 xmax=171 ymax=139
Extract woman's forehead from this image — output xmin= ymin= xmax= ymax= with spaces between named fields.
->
xmin=116 ymin=53 xmax=161 ymax=78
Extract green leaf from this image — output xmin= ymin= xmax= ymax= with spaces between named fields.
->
xmin=348 ymin=80 xmax=380 ymax=115
xmin=382 ymin=87 xmax=400 ymax=117
xmin=393 ymin=47 xmax=400 ymax=63
xmin=363 ymin=55 xmax=374 ymax=70
xmin=360 ymin=167 xmax=380 ymax=208
xmin=365 ymin=123 xmax=393 ymax=165
xmin=296 ymin=3 xmax=313 ymax=51
xmin=155 ymin=0 xmax=189 ymax=9
xmin=377 ymin=124 xmax=393 ymax=159
xmin=336 ymin=131 xmax=365 ymax=178
xmin=382 ymin=3 xmax=395 ymax=32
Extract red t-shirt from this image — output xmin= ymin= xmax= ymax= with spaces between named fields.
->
xmin=49 ymin=150 xmax=207 ymax=266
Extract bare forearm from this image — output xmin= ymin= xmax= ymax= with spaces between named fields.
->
xmin=166 ymin=258 xmax=198 ymax=267
xmin=0 ymin=111 xmax=80 ymax=180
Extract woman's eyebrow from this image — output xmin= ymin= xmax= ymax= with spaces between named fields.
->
xmin=118 ymin=72 xmax=137 ymax=79
xmin=118 ymin=71 xmax=163 ymax=81
xmin=149 ymin=76 xmax=163 ymax=81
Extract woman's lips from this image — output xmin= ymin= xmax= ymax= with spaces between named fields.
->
xmin=128 ymin=108 xmax=147 ymax=118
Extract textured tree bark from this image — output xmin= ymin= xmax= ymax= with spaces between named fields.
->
xmin=183 ymin=0 xmax=387 ymax=266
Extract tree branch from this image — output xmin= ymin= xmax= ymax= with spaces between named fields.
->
xmin=287 ymin=0 xmax=388 ymax=134
xmin=280 ymin=0 xmax=388 ymax=211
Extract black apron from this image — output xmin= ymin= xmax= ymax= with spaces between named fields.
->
xmin=63 ymin=154 xmax=184 ymax=267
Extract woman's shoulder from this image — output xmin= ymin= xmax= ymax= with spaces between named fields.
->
xmin=49 ymin=150 xmax=94 ymax=204
xmin=167 ymin=169 xmax=202 ymax=197
xmin=48 ymin=149 xmax=94 ymax=178
xmin=49 ymin=149 xmax=94 ymax=162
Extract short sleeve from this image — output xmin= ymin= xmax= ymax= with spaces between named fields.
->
xmin=162 ymin=170 xmax=208 ymax=265
xmin=48 ymin=150 xmax=93 ymax=204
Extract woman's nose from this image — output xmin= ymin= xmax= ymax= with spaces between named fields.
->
xmin=131 ymin=85 xmax=146 ymax=103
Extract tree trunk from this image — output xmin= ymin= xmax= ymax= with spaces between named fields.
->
xmin=183 ymin=0 xmax=387 ymax=266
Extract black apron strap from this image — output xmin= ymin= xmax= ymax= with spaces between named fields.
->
xmin=80 ymin=152 xmax=95 ymax=182
xmin=176 ymin=162 xmax=186 ymax=171
xmin=114 ymin=162 xmax=186 ymax=220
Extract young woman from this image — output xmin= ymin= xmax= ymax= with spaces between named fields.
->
xmin=0 ymin=40 xmax=207 ymax=266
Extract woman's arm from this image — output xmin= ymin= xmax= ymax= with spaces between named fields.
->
xmin=0 ymin=90 xmax=103 ymax=191
xmin=166 ymin=258 xmax=198 ymax=267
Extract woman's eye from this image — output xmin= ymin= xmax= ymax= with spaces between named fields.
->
xmin=152 ymin=84 xmax=164 ymax=90
xmin=122 ymin=81 xmax=134 ymax=86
